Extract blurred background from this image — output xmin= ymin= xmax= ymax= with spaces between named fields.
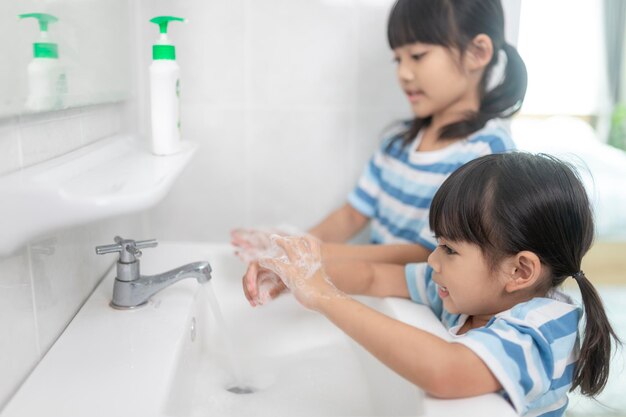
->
xmin=0 ymin=0 xmax=624 ymax=415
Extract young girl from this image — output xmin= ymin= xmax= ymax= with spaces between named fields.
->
xmin=232 ymin=0 xmax=528 ymax=282
xmin=258 ymin=153 xmax=621 ymax=417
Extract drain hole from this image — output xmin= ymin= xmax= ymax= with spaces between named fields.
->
xmin=226 ymin=385 xmax=255 ymax=394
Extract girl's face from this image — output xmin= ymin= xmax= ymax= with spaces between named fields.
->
xmin=427 ymin=238 xmax=510 ymax=319
xmin=393 ymin=42 xmax=477 ymax=121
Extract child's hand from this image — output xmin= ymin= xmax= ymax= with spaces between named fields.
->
xmin=242 ymin=261 xmax=288 ymax=307
xmin=259 ymin=235 xmax=345 ymax=310
xmin=230 ymin=225 xmax=301 ymax=262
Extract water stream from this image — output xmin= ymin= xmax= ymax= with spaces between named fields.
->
xmin=203 ymin=282 xmax=254 ymax=394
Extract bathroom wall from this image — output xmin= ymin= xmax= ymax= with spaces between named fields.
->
xmin=0 ymin=105 xmax=146 ymax=409
xmin=137 ymin=0 xmax=410 ymax=242
xmin=139 ymin=0 xmax=521 ymax=242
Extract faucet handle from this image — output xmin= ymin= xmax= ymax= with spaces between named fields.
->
xmin=135 ymin=239 xmax=158 ymax=250
xmin=96 ymin=236 xmax=158 ymax=263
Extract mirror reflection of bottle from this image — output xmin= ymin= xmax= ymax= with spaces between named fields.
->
xmin=19 ymin=13 xmax=68 ymax=112
xmin=149 ymin=16 xmax=186 ymax=156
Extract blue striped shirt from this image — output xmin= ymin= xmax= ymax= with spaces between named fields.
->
xmin=405 ymin=263 xmax=581 ymax=417
xmin=348 ymin=120 xmax=515 ymax=248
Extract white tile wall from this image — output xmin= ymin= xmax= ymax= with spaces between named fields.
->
xmin=0 ymin=120 xmax=21 ymax=176
xmin=141 ymin=0 xmax=410 ymax=240
xmin=0 ymin=103 xmax=142 ymax=410
xmin=244 ymin=108 xmax=353 ymax=226
xmin=148 ymin=105 xmax=248 ymax=241
xmin=30 ymin=215 xmax=144 ymax=355
xmin=245 ymin=0 xmax=359 ymax=108
xmin=19 ymin=110 xmax=85 ymax=167
xmin=0 ymin=248 xmax=38 ymax=410
xmin=0 ymin=103 xmax=123 ymax=172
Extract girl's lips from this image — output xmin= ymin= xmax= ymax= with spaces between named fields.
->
xmin=406 ymin=90 xmax=424 ymax=103
xmin=437 ymin=284 xmax=449 ymax=298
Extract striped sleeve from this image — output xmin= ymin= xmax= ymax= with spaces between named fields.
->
xmin=405 ymin=263 xmax=443 ymax=317
xmin=347 ymin=153 xmax=381 ymax=218
xmin=415 ymin=222 xmax=438 ymax=251
xmin=452 ymin=300 xmax=580 ymax=416
xmin=347 ymin=125 xmax=410 ymax=219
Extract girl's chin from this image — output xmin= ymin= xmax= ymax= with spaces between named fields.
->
xmin=410 ymin=105 xmax=433 ymax=119
xmin=441 ymin=299 xmax=460 ymax=314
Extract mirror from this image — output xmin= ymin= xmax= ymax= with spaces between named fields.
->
xmin=0 ymin=0 xmax=131 ymax=118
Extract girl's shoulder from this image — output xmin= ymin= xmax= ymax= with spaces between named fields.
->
xmin=495 ymin=291 xmax=581 ymax=338
xmin=379 ymin=119 xmax=414 ymax=151
xmin=465 ymin=119 xmax=516 ymax=152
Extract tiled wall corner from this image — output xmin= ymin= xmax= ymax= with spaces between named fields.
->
xmin=0 ymin=101 xmax=138 ymax=411
xmin=0 ymin=213 xmax=145 ymax=411
xmin=0 ymin=249 xmax=38 ymax=409
xmin=0 ymin=103 xmax=126 ymax=175
xmin=0 ymin=120 xmax=22 ymax=176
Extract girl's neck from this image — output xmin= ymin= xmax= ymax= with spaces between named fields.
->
xmin=458 ymin=314 xmax=493 ymax=335
xmin=419 ymin=89 xmax=482 ymax=148
xmin=418 ymin=125 xmax=457 ymax=151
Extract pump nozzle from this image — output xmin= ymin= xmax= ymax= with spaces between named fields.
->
xmin=19 ymin=13 xmax=60 ymax=59
xmin=19 ymin=13 xmax=58 ymax=32
xmin=149 ymin=16 xmax=186 ymax=35
xmin=149 ymin=16 xmax=186 ymax=61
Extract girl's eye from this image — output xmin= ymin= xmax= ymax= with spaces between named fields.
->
xmin=411 ymin=52 xmax=426 ymax=61
xmin=439 ymin=244 xmax=456 ymax=255
xmin=392 ymin=56 xmax=400 ymax=64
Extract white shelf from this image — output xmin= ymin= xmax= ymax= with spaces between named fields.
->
xmin=0 ymin=135 xmax=196 ymax=256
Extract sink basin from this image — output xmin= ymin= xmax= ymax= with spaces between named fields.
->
xmin=164 ymin=250 xmax=422 ymax=416
xmin=1 ymin=242 xmax=516 ymax=417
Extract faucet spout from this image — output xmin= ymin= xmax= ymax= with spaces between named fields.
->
xmin=111 ymin=261 xmax=212 ymax=309
xmin=96 ymin=237 xmax=213 ymax=310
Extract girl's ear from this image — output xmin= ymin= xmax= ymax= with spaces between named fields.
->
xmin=504 ymin=251 xmax=543 ymax=293
xmin=465 ymin=34 xmax=494 ymax=71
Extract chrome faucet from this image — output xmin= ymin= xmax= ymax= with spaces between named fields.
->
xmin=95 ymin=236 xmax=212 ymax=309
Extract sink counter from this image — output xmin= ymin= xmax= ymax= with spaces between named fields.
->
xmin=1 ymin=242 xmax=516 ymax=417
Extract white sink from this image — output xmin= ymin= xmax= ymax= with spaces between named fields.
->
xmin=1 ymin=242 xmax=516 ymax=417
xmin=164 ymin=254 xmax=422 ymax=417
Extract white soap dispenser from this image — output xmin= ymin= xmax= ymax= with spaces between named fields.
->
xmin=149 ymin=16 xmax=186 ymax=156
xmin=19 ymin=13 xmax=68 ymax=112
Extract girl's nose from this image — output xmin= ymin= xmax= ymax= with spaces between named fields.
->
xmin=397 ymin=61 xmax=414 ymax=82
xmin=427 ymin=249 xmax=440 ymax=272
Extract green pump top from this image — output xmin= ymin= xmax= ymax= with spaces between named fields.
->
xmin=149 ymin=16 xmax=186 ymax=61
xmin=19 ymin=13 xmax=59 ymax=59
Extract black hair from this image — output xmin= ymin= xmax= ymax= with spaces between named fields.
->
xmin=386 ymin=0 xmax=527 ymax=148
xmin=429 ymin=152 xmax=621 ymax=397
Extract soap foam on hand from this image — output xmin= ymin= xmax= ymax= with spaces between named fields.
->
xmin=255 ymin=269 xmax=285 ymax=306
xmin=231 ymin=224 xmax=304 ymax=263
xmin=257 ymin=235 xmax=347 ymax=310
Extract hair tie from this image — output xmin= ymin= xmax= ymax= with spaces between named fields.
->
xmin=572 ymin=270 xmax=585 ymax=281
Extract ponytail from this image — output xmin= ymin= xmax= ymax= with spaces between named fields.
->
xmin=482 ymin=43 xmax=527 ymax=118
xmin=438 ymin=42 xmax=528 ymax=139
xmin=570 ymin=271 xmax=621 ymax=396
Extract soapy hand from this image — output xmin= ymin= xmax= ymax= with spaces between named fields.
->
xmin=230 ymin=224 xmax=302 ymax=263
xmin=242 ymin=261 xmax=288 ymax=307
xmin=258 ymin=235 xmax=345 ymax=310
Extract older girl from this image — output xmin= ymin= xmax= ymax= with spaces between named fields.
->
xmin=233 ymin=0 xmax=527 ymax=301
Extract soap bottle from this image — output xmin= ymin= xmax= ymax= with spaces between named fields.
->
xmin=149 ymin=16 xmax=186 ymax=156
xmin=19 ymin=13 xmax=67 ymax=112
